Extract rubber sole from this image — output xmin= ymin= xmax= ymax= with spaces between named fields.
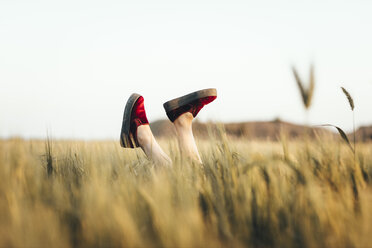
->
xmin=120 ymin=93 xmax=141 ymax=148
xmin=163 ymin=88 xmax=217 ymax=112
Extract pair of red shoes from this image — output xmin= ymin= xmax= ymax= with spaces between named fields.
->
xmin=120 ymin=88 xmax=217 ymax=148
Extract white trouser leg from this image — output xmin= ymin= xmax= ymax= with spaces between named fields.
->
xmin=137 ymin=125 xmax=172 ymax=166
xmin=173 ymin=112 xmax=202 ymax=163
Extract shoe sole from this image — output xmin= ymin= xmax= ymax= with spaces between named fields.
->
xmin=163 ymin=88 xmax=217 ymax=112
xmin=120 ymin=93 xmax=141 ymax=148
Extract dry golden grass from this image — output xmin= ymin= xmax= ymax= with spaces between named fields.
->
xmin=0 ymin=135 xmax=372 ymax=248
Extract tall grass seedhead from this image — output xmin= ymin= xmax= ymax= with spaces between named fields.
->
xmin=341 ymin=87 xmax=354 ymax=111
xmin=292 ymin=65 xmax=315 ymax=110
xmin=340 ymin=86 xmax=356 ymax=156
xmin=45 ymin=134 xmax=54 ymax=177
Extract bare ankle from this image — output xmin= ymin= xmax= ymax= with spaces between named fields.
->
xmin=174 ymin=112 xmax=193 ymax=128
xmin=136 ymin=124 xmax=152 ymax=146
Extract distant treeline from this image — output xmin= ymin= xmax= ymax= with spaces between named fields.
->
xmin=150 ymin=119 xmax=372 ymax=142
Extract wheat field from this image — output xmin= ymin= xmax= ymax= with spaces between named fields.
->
xmin=0 ymin=132 xmax=371 ymax=248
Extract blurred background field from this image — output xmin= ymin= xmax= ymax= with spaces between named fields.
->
xmin=1 ymin=131 xmax=371 ymax=248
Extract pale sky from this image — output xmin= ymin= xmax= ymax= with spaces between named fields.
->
xmin=1 ymin=0 xmax=371 ymax=139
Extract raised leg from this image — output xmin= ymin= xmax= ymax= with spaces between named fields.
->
xmin=173 ymin=112 xmax=202 ymax=163
xmin=163 ymin=88 xmax=217 ymax=164
xmin=120 ymin=94 xmax=171 ymax=166
xmin=137 ymin=125 xmax=172 ymax=166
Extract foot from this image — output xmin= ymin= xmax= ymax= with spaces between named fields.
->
xmin=120 ymin=93 xmax=149 ymax=148
xmin=163 ymin=88 xmax=217 ymax=122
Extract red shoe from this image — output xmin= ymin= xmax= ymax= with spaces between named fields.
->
xmin=120 ymin=93 xmax=149 ymax=148
xmin=163 ymin=88 xmax=217 ymax=122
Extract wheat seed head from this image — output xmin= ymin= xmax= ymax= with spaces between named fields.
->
xmin=292 ymin=65 xmax=315 ymax=109
xmin=341 ymin=87 xmax=355 ymax=111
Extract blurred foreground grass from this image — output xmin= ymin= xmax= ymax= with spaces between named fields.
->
xmin=0 ymin=135 xmax=372 ymax=248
